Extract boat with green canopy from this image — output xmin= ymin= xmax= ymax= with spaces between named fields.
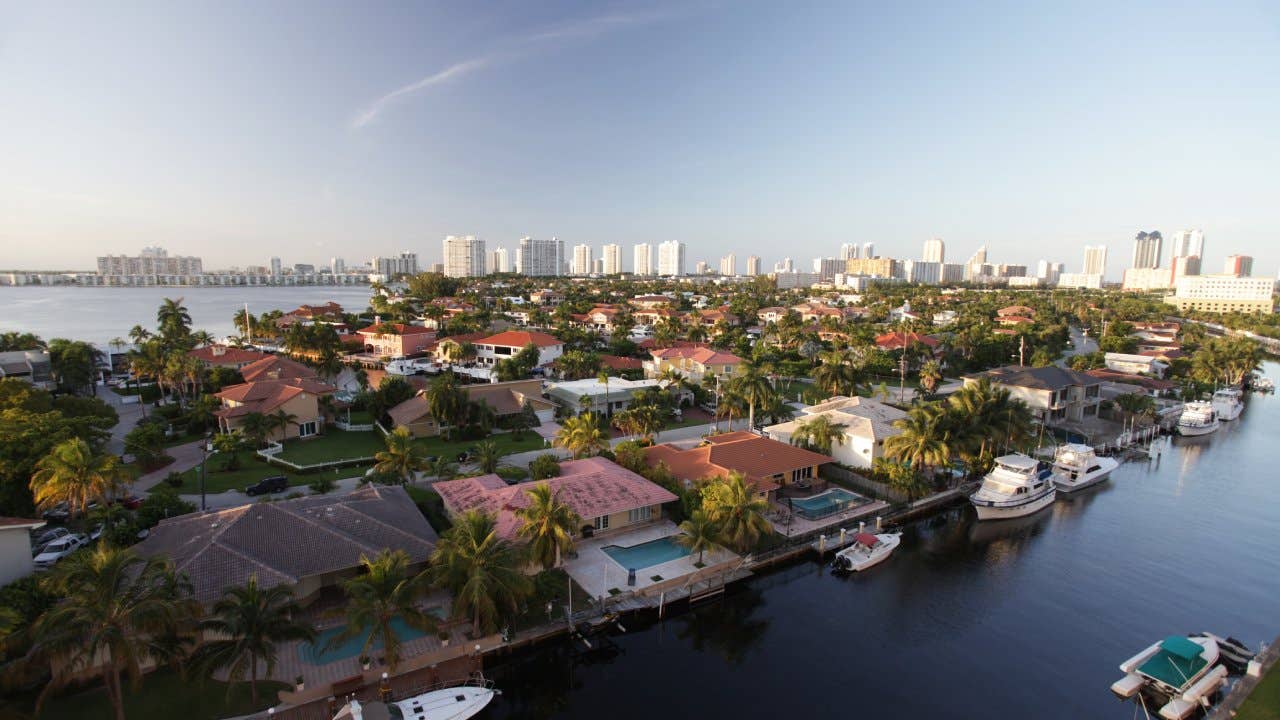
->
xmin=1111 ymin=634 xmax=1225 ymax=718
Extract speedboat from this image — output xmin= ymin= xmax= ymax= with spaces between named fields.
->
xmin=332 ymin=678 xmax=498 ymax=720
xmin=969 ymin=453 xmax=1055 ymax=521
xmin=832 ymin=532 xmax=901 ymax=572
xmin=1111 ymin=635 xmax=1227 ymax=720
xmin=1050 ymin=443 xmax=1118 ymax=493
xmin=1211 ymin=388 xmax=1243 ymax=421
xmin=1176 ymin=402 xmax=1219 ymax=437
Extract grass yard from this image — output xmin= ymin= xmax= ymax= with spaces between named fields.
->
xmin=511 ymin=568 xmax=593 ymax=632
xmin=35 ymin=667 xmax=287 ymax=720
xmin=176 ymin=450 xmax=300 ymax=494
xmin=274 ymin=429 xmax=383 ymax=466
xmin=1237 ymin=665 xmax=1280 ymax=720
xmin=413 ymin=431 xmax=544 ymax=459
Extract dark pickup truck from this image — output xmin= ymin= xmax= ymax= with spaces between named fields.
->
xmin=244 ymin=475 xmax=288 ymax=496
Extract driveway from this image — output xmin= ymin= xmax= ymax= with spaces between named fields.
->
xmin=100 ymin=386 xmax=144 ymax=456
xmin=134 ymin=439 xmax=208 ymax=493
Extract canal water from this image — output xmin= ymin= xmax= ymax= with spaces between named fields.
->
xmin=484 ymin=362 xmax=1280 ymax=719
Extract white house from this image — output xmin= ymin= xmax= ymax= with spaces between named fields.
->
xmin=763 ymin=396 xmax=907 ymax=470
xmin=0 ymin=517 xmax=45 ymax=585
xmin=544 ymin=377 xmax=691 ymax=416
xmin=1104 ymin=352 xmax=1168 ymax=378
xmin=473 ymin=330 xmax=565 ymax=369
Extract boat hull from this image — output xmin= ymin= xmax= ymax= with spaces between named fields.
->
xmin=1177 ymin=421 xmax=1220 ymax=437
xmin=1212 ymin=402 xmax=1243 ymax=421
xmin=1053 ymin=468 xmax=1112 ymax=493
xmin=972 ymin=488 xmax=1056 ymax=521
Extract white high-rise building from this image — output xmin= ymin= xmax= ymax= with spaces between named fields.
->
xmin=746 ymin=255 xmax=761 ymax=276
xmin=695 ymin=260 xmax=709 ymax=275
xmin=442 ymin=235 xmax=486 ymax=278
xmin=922 ymin=237 xmax=945 ymax=264
xmin=905 ymin=260 xmax=942 ymax=284
xmin=1036 ymin=260 xmax=1063 ymax=285
xmin=1131 ymin=231 xmax=1163 ymax=269
xmin=633 ymin=243 xmax=653 ymax=276
xmin=657 ymin=241 xmax=686 ymax=276
xmin=601 ymin=244 xmax=621 ymax=275
xmin=1170 ymin=229 xmax=1205 ymax=260
xmin=813 ymin=258 xmax=844 ymax=281
xmin=270 ymin=257 xmax=282 ymax=277
xmin=720 ymin=253 xmax=736 ymax=276
xmin=330 ymin=257 xmax=345 ymax=275
xmin=571 ymin=244 xmax=593 ymax=275
xmin=1082 ymin=245 xmax=1108 ymax=277
xmin=516 ymin=236 xmax=563 ymax=277
xmin=489 ymin=247 xmax=509 ymax=274
xmin=861 ymin=243 xmax=875 ymax=259
xmin=839 ymin=243 xmax=859 ymax=260
xmin=775 ymin=257 xmax=794 ymax=273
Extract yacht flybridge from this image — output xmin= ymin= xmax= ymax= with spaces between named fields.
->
xmin=1050 ymin=444 xmax=1118 ymax=493
xmin=1211 ymin=387 xmax=1244 ymax=421
xmin=969 ymin=453 xmax=1056 ymax=521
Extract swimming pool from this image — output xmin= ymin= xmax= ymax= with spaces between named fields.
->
xmin=788 ymin=488 xmax=863 ymax=519
xmin=299 ymin=610 xmax=445 ymax=665
xmin=602 ymin=535 xmax=691 ymax=570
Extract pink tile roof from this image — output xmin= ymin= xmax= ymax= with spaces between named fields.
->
xmin=187 ymin=346 xmax=268 ymax=366
xmin=357 ymin=323 xmax=435 ymax=336
xmin=649 ymin=346 xmax=742 ymax=366
xmin=239 ymin=355 xmax=317 ymax=382
xmin=433 ymin=457 xmax=677 ymax=539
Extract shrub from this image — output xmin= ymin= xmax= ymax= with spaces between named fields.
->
xmin=612 ymin=440 xmax=647 ymax=474
xmin=125 ymin=423 xmax=168 ymax=469
xmin=528 ymin=453 xmax=561 ymax=481
xmin=164 ymin=471 xmax=184 ymax=488
xmin=136 ymin=486 xmax=196 ymax=528
xmin=404 ymin=485 xmax=451 ymax=531
xmin=307 ymin=477 xmax=337 ymax=494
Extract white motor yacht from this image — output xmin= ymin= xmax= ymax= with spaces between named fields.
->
xmin=969 ymin=453 xmax=1056 ymax=521
xmin=1050 ymin=444 xmax=1118 ymax=493
xmin=1211 ymin=387 xmax=1243 ymax=421
xmin=1111 ymin=635 xmax=1226 ymax=720
xmin=1176 ymin=402 xmax=1219 ymax=437
xmin=832 ymin=532 xmax=901 ymax=572
xmin=332 ymin=677 xmax=498 ymax=720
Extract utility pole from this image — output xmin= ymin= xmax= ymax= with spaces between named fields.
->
xmin=1019 ymin=335 xmax=1026 ymax=367
xmin=898 ymin=353 xmax=907 ymax=404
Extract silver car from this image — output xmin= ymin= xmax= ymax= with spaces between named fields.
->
xmin=33 ymin=533 xmax=88 ymax=569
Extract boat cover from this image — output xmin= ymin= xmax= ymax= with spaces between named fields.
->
xmin=855 ymin=533 xmax=880 ymax=547
xmin=1138 ymin=637 xmax=1207 ymax=689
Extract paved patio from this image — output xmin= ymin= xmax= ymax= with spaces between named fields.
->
xmin=767 ymin=490 xmax=890 ymax=538
xmin=561 ymin=521 xmax=738 ymax=601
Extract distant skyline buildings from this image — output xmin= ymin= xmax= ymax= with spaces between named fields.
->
xmin=657 ymin=240 xmax=686 ymax=276
xmin=1131 ymin=231 xmax=1163 ymax=269
xmin=601 ymin=244 xmax=621 ymax=275
xmin=746 ymin=256 xmax=761 ymax=276
xmin=1171 ymin=229 xmax=1206 ymax=261
xmin=571 ymin=244 xmax=592 ymax=275
xmin=633 ymin=243 xmax=653 ymax=277
xmin=442 ymin=235 xmax=485 ymax=278
xmin=922 ymin=238 xmax=945 ymax=264
xmin=516 ymin=237 xmax=562 ymax=277
xmin=720 ymin=253 xmax=736 ymax=276
xmin=1082 ymin=245 xmax=1108 ymax=276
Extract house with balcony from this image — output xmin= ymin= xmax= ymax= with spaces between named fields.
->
xmin=473 ymin=330 xmax=565 ymax=369
xmin=356 ymin=323 xmax=437 ymax=358
xmin=763 ymin=396 xmax=906 ymax=470
xmin=643 ymin=346 xmax=743 ymax=384
xmin=963 ymin=365 xmax=1102 ymax=423
xmin=213 ymin=375 xmax=336 ymax=440
xmin=1104 ymin=352 xmax=1168 ymax=378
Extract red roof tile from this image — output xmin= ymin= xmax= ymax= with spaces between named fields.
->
xmin=477 ymin=330 xmax=564 ymax=348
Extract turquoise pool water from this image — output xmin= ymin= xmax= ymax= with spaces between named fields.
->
xmin=300 ymin=610 xmax=445 ymax=665
xmin=788 ymin=488 xmax=862 ymax=519
xmin=602 ymin=535 xmax=691 ymax=570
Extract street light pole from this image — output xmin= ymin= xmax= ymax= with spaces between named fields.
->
xmin=200 ymin=431 xmax=211 ymax=512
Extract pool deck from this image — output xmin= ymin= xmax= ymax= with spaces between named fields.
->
xmin=561 ymin=521 xmax=739 ymax=600
xmin=768 ymin=495 xmax=891 ymax=537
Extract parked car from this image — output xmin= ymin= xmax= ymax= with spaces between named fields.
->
xmin=109 ymin=494 xmax=143 ymax=510
xmin=31 ymin=526 xmax=70 ymax=555
xmin=33 ymin=533 xmax=88 ymax=569
xmin=41 ymin=503 xmax=70 ymax=523
xmin=244 ymin=475 xmax=288 ymax=496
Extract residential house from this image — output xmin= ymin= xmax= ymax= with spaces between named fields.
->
xmin=644 ymin=346 xmax=743 ymax=384
xmin=888 ymin=302 xmax=923 ymax=323
xmin=933 ymin=310 xmax=958 ymax=327
xmin=630 ymin=294 xmax=675 ymax=309
xmin=529 ymin=289 xmax=564 ymax=306
xmin=0 ymin=517 xmax=45 ymax=585
xmin=572 ymin=304 xmax=624 ymax=334
xmin=694 ymin=307 xmax=739 ymax=327
xmin=631 ymin=307 xmax=683 ymax=327
xmin=429 ymin=332 xmax=488 ymax=364
xmin=356 ymin=323 xmax=437 ymax=358
xmin=1104 ymin=352 xmax=1168 ymax=378
xmin=386 ymin=378 xmax=555 ymax=437
xmin=135 ymin=486 xmax=436 ymax=605
xmin=997 ymin=305 xmax=1035 ymax=319
xmin=756 ymin=307 xmax=790 ymax=324
xmin=474 ymin=330 xmax=565 ymax=369
xmin=187 ymin=345 xmax=268 ymax=370
xmin=763 ymin=396 xmax=906 ymax=470
xmin=545 ymin=377 xmax=687 ymax=416
xmin=0 ymin=350 xmax=53 ymax=388
xmin=239 ymin=355 xmax=318 ymax=383
xmin=874 ymin=331 xmax=941 ymax=354
xmin=963 ymin=365 xmax=1102 ymax=423
xmin=213 ymin=376 xmax=335 ymax=439
xmin=433 ymin=457 xmax=677 ymax=540
xmin=274 ymin=302 xmax=346 ymax=329
xmin=642 ymin=431 xmax=833 ymax=499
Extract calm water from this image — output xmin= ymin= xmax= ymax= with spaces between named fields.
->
xmin=0 ymin=286 xmax=375 ymax=348
xmin=485 ymin=363 xmax=1280 ymax=719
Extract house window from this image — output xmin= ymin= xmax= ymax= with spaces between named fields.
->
xmin=627 ymin=506 xmax=652 ymax=523
xmin=298 ymin=421 xmax=318 ymax=437
xmin=790 ymin=466 xmax=813 ymax=482
xmin=593 ymin=515 xmax=610 ymax=530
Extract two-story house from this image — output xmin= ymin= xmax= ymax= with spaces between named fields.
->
xmin=356 ymin=323 xmax=437 ymax=358
xmin=643 ymin=346 xmax=743 ymax=384
xmin=764 ymin=396 xmax=906 ymax=470
xmin=473 ymin=330 xmax=564 ymax=369
xmin=963 ymin=365 xmax=1103 ymax=423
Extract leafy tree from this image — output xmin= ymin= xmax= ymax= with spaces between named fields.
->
xmin=136 ymin=485 xmax=196 ymax=528
xmin=529 ymin=453 xmax=562 ymax=481
xmin=47 ymin=338 xmax=104 ymax=396
xmin=430 ymin=511 xmax=532 ymax=634
xmin=238 ymin=412 xmax=271 ymax=449
xmin=124 ymin=422 xmax=168 ymax=470
xmin=883 ymin=404 xmax=952 ymax=484
xmin=474 ymin=439 xmax=501 ymax=474
xmin=515 ymin=483 xmax=581 ymax=570
xmin=425 ymin=374 xmax=466 ymax=439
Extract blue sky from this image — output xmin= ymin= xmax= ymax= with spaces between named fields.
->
xmin=2 ymin=1 xmax=1277 ymax=277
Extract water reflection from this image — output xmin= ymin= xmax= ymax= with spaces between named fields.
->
xmin=674 ymin=589 xmax=770 ymax=665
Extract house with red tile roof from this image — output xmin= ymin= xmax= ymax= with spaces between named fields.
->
xmin=474 ymin=330 xmax=565 ymax=369
xmin=642 ymin=431 xmax=833 ymax=499
xmin=874 ymin=331 xmax=941 ymax=353
xmin=187 ymin=345 xmax=268 ymax=370
xmin=356 ymin=322 xmax=437 ymax=358
xmin=571 ymin=304 xmax=624 ymax=333
xmin=433 ymin=457 xmax=677 ymax=541
xmin=275 ymin=302 xmax=346 ymax=329
xmin=214 ymin=376 xmax=336 ymax=440
xmin=997 ymin=305 xmax=1035 ymax=318
xmin=239 ymin=355 xmax=318 ymax=383
xmin=386 ymin=379 xmax=556 ymax=437
xmin=643 ymin=345 xmax=743 ymax=384
xmin=630 ymin=294 xmax=675 ymax=309
xmin=756 ymin=307 xmax=791 ymax=324
xmin=995 ymin=314 xmax=1035 ymax=326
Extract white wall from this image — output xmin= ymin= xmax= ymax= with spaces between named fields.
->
xmin=0 ymin=528 xmax=35 ymax=586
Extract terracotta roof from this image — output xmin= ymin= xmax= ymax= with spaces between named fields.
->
xmin=135 ymin=486 xmax=437 ymax=604
xmin=965 ymin=365 xmax=1102 ymax=391
xmin=997 ymin=305 xmax=1036 ymax=316
xmin=874 ymin=331 xmax=940 ymax=351
xmin=995 ymin=315 xmax=1034 ymax=325
xmin=477 ymin=330 xmax=564 ymax=348
xmin=600 ymin=355 xmax=643 ymax=371
xmin=357 ymin=323 xmax=435 ymax=336
xmin=649 ymin=346 xmax=743 ymax=366
xmin=642 ymin=431 xmax=832 ymax=494
xmin=187 ymin=346 xmax=268 ymax=366
xmin=433 ymin=457 xmax=677 ymax=539
xmin=239 ymin=355 xmax=317 ymax=382
xmin=214 ymin=377 xmax=335 ymax=417
xmin=1084 ymin=369 xmax=1177 ymax=390
xmin=388 ymin=379 xmax=553 ymax=426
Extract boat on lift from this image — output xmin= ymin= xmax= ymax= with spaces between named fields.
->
xmin=1176 ymin=402 xmax=1219 ymax=437
xmin=1050 ymin=443 xmax=1118 ymax=493
xmin=1111 ymin=635 xmax=1226 ymax=720
xmin=831 ymin=532 xmax=901 ymax=572
xmin=1211 ymin=387 xmax=1244 ymax=421
xmin=969 ymin=454 xmax=1056 ymax=521
xmin=332 ymin=675 xmax=499 ymax=720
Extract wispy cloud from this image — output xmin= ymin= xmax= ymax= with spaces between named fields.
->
xmin=352 ymin=10 xmax=678 ymax=129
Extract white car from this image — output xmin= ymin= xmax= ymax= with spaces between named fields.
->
xmin=33 ymin=533 xmax=88 ymax=569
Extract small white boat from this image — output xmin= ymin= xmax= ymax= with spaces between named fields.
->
xmin=969 ymin=454 xmax=1056 ymax=521
xmin=1111 ymin=635 xmax=1221 ymax=702
xmin=1050 ymin=443 xmax=1118 ymax=493
xmin=1251 ymin=376 xmax=1274 ymax=393
xmin=332 ymin=678 xmax=498 ymax=720
xmin=1177 ymin=402 xmax=1220 ymax=437
xmin=1211 ymin=387 xmax=1243 ymax=421
xmin=384 ymin=358 xmax=417 ymax=376
xmin=832 ymin=532 xmax=901 ymax=572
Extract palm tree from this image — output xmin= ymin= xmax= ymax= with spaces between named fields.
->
xmin=430 ymin=511 xmax=532 ymax=635
xmin=192 ymin=576 xmax=316 ymax=704
xmin=728 ymin=362 xmax=777 ymax=431
xmin=31 ymin=546 xmax=197 ymax=720
xmin=373 ymin=427 xmax=430 ymax=484
xmin=267 ymin=409 xmax=298 ymax=442
xmin=430 ymin=455 xmax=458 ymax=481
xmin=473 ymin=439 xmax=501 ymax=474
xmin=918 ymin=359 xmax=944 ymax=397
xmin=190 ymin=330 xmax=215 ymax=348
xmin=597 ymin=370 xmax=613 ymax=420
xmin=554 ymin=413 xmax=609 ymax=459
xmin=425 ymin=374 xmax=465 ymax=440
xmin=883 ymin=404 xmax=952 ymax=483
xmin=156 ymin=297 xmax=192 ymax=344
xmin=676 ymin=510 xmax=719 ymax=564
xmin=790 ymin=414 xmax=848 ymax=455
xmin=331 ymin=550 xmax=436 ymax=672
xmin=515 ymin=483 xmax=580 ymax=570
xmin=30 ymin=438 xmax=130 ymax=519
xmin=238 ymin=412 xmax=272 ymax=449
xmin=702 ymin=472 xmax=772 ymax=553
xmin=127 ymin=325 xmax=151 ymax=346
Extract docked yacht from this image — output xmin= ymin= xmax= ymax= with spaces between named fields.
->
xmin=384 ymin=358 xmax=417 ymax=376
xmin=1111 ymin=635 xmax=1226 ymax=720
xmin=1176 ymin=402 xmax=1220 ymax=437
xmin=1211 ymin=387 xmax=1244 ymax=421
xmin=969 ymin=453 xmax=1056 ymax=521
xmin=832 ymin=532 xmax=901 ymax=572
xmin=1049 ymin=444 xmax=1118 ymax=493
xmin=332 ymin=677 xmax=498 ymax=720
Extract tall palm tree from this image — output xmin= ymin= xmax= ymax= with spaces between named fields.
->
xmin=728 ymin=362 xmax=777 ymax=431
xmin=883 ymin=404 xmax=953 ymax=482
xmin=238 ymin=412 xmax=272 ymax=449
xmin=192 ymin=576 xmax=316 ymax=704
xmin=127 ymin=325 xmax=151 ymax=346
xmin=473 ymin=439 xmax=501 ymax=474
xmin=430 ymin=511 xmax=532 ymax=635
xmin=597 ymin=370 xmax=612 ymax=420
xmin=156 ymin=297 xmax=192 ymax=344
xmin=373 ymin=427 xmax=430 ymax=484
xmin=31 ymin=546 xmax=197 ymax=720
xmin=267 ymin=409 xmax=299 ymax=441
xmin=425 ymin=374 xmax=465 ymax=440
xmin=676 ymin=510 xmax=719 ymax=565
xmin=918 ymin=359 xmax=944 ymax=397
xmin=702 ymin=472 xmax=772 ymax=553
xmin=331 ymin=550 xmax=436 ymax=672
xmin=554 ymin=413 xmax=609 ymax=459
xmin=515 ymin=483 xmax=580 ymax=570
xmin=30 ymin=438 xmax=130 ymax=519
xmin=790 ymin=414 xmax=848 ymax=455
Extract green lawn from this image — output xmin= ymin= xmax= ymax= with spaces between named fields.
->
xmin=274 ymin=429 xmax=384 ymax=466
xmin=36 ymin=667 xmax=287 ymax=720
xmin=511 ymin=569 xmax=593 ymax=632
xmin=413 ymin=432 xmax=545 ymax=459
xmin=1238 ymin=665 xmax=1280 ymax=720
xmin=176 ymin=450 xmax=300 ymax=494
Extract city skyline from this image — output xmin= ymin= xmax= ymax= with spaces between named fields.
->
xmin=3 ymin=2 xmax=1278 ymax=276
